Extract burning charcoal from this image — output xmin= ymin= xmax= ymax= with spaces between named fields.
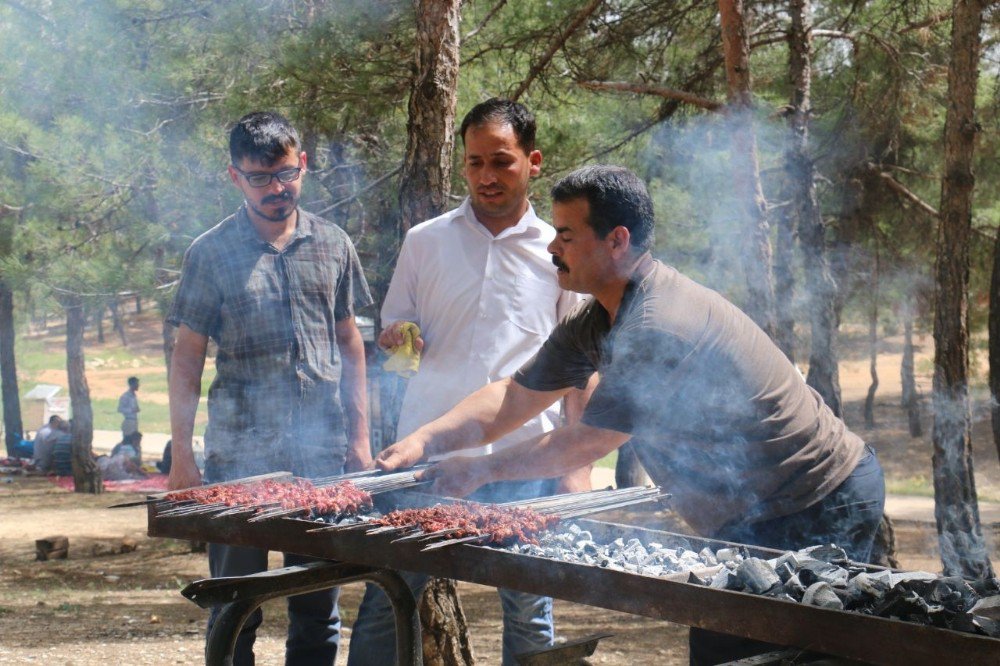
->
xmin=845 ymin=572 xmax=890 ymax=607
xmin=801 ymin=544 xmax=849 ymax=564
xmin=578 ymin=540 xmax=600 ymax=555
xmin=736 ymin=557 xmax=781 ymax=594
xmin=710 ymin=568 xmax=740 ymax=591
xmin=973 ymin=615 xmax=1000 ymax=638
xmin=802 ymin=582 xmax=844 ymax=610
xmin=870 ymin=570 xmax=937 ymax=587
xmin=797 ymin=559 xmax=848 ymax=588
xmin=687 ymin=571 xmax=709 ymax=586
xmin=872 ymin=587 xmax=936 ymax=622
xmin=970 ymin=577 xmax=1000 ymax=598
xmin=782 ymin=574 xmax=806 ymax=601
xmin=698 ymin=547 xmax=718 ymax=567
xmin=774 ymin=560 xmax=796 ymax=583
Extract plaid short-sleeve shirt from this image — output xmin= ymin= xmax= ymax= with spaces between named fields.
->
xmin=168 ymin=205 xmax=373 ymax=477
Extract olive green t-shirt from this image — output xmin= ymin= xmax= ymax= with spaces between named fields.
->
xmin=514 ymin=255 xmax=864 ymax=535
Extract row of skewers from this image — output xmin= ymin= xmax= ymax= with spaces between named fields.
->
xmin=125 ymin=468 xmax=669 ymax=551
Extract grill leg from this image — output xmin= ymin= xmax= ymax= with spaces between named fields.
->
xmin=184 ymin=561 xmax=422 ymax=666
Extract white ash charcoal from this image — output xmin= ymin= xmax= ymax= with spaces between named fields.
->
xmin=770 ymin=552 xmax=802 ymax=580
xmin=736 ymin=558 xmax=782 ymax=594
xmin=782 ymin=573 xmax=807 ymax=600
xmin=567 ymin=524 xmax=583 ymax=536
xmin=802 ymin=582 xmax=845 ymax=610
xmin=869 ymin=570 xmax=937 ymax=588
xmin=797 ymin=559 xmax=848 ymax=588
xmin=845 ymin=572 xmax=889 ymax=605
xmin=801 ymin=544 xmax=850 ymax=564
xmin=577 ymin=540 xmax=600 ymax=555
xmin=611 ymin=537 xmax=625 ymax=551
xmin=715 ymin=548 xmax=743 ymax=565
xmin=644 ymin=565 xmax=665 ymax=577
xmin=648 ymin=542 xmax=664 ymax=552
xmin=575 ymin=530 xmax=592 ymax=542
xmin=710 ymin=568 xmax=740 ymax=590
xmin=698 ymin=547 xmax=718 ymax=566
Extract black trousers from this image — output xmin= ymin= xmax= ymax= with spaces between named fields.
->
xmin=689 ymin=446 xmax=886 ymax=665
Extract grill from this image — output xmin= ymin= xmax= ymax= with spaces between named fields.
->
xmin=142 ymin=473 xmax=1000 ymax=666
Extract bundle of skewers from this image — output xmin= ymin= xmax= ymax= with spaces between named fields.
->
xmin=311 ymin=486 xmax=669 ymax=551
xmin=120 ymin=468 xmax=428 ymax=522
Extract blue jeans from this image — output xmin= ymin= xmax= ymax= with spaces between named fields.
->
xmin=689 ymin=445 xmax=886 ymax=665
xmin=347 ymin=480 xmax=557 ymax=666
xmin=204 ymin=457 xmax=345 ymax=666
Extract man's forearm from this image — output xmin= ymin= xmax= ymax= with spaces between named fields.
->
xmin=337 ymin=330 xmax=370 ymax=451
xmin=486 ymin=422 xmax=624 ymax=483
xmin=557 ymin=374 xmax=599 ymax=491
xmin=419 ymin=378 xmax=566 ymax=458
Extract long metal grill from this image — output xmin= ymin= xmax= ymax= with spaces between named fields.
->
xmin=143 ymin=471 xmax=1000 ymax=665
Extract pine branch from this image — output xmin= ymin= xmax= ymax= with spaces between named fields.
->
xmin=509 ymin=0 xmax=605 ymax=101
xmin=866 ymin=163 xmax=939 ymax=219
xmin=577 ymin=80 xmax=722 ymax=111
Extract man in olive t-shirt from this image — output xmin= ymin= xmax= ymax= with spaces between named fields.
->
xmin=375 ymin=165 xmax=885 ymax=665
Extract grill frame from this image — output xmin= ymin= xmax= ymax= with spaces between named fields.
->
xmin=149 ymin=502 xmax=1000 ymax=665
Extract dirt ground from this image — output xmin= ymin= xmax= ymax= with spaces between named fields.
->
xmin=1 ymin=316 xmax=1000 ymax=664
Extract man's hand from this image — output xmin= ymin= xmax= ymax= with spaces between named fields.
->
xmin=374 ymin=436 xmax=427 ymax=472
xmin=418 ymin=456 xmax=490 ymax=499
xmin=378 ymin=320 xmax=425 ymax=352
xmin=168 ymin=458 xmax=202 ymax=491
xmin=346 ymin=439 xmax=374 ymax=472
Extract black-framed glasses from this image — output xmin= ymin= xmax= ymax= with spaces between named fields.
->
xmin=233 ymin=165 xmax=303 ymax=188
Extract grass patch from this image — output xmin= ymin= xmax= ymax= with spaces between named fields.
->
xmin=595 ymin=450 xmax=617 ymax=470
xmin=886 ymin=476 xmax=934 ymax=497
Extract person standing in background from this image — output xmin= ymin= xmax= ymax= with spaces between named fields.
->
xmin=117 ymin=376 xmax=140 ymax=441
xmin=348 ymin=98 xmax=594 ymax=666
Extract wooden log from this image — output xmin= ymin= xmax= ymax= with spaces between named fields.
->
xmin=35 ymin=535 xmax=68 ymax=561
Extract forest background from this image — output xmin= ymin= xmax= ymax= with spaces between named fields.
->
xmin=1 ymin=0 xmax=1000 ymax=582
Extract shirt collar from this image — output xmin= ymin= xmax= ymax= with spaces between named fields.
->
xmin=236 ymin=204 xmax=313 ymax=249
xmin=458 ymin=197 xmax=544 ymax=240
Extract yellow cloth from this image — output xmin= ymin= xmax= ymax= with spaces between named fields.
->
xmin=382 ymin=322 xmax=421 ymax=378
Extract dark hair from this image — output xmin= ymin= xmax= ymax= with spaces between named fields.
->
xmin=459 ymin=98 xmax=536 ymax=153
xmin=551 ymin=165 xmax=655 ymax=253
xmin=127 ymin=376 xmax=139 ymax=387
xmin=229 ymin=111 xmax=301 ymax=166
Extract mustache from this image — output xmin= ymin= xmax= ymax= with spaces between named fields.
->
xmin=552 ymin=255 xmax=568 ymax=271
xmin=262 ymin=191 xmax=293 ymax=205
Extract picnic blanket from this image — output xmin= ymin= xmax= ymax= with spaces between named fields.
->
xmin=49 ymin=473 xmax=169 ymax=493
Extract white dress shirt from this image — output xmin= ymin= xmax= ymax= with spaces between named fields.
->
xmin=381 ymin=198 xmax=581 ymax=457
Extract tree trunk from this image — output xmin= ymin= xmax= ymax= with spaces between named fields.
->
xmin=398 ymin=0 xmax=461 ymax=235
xmin=399 ymin=1 xmax=467 ymax=659
xmin=0 ymin=206 xmax=23 ymax=456
xmin=932 ymin=0 xmax=992 ymax=579
xmin=63 ymin=295 xmax=102 ymax=494
xmin=990 ymin=224 xmax=1000 ymax=459
xmin=108 ymin=298 xmax=127 ymax=347
xmin=95 ymin=303 xmax=105 ymax=344
xmin=787 ymin=0 xmax=842 ymax=415
xmin=419 ymin=578 xmax=475 ymax=666
xmin=718 ymin=0 xmax=776 ymax=337
xmin=902 ymin=301 xmax=923 ymax=437
xmin=864 ymin=286 xmax=878 ymax=429
xmin=0 ymin=280 xmax=22 ymax=456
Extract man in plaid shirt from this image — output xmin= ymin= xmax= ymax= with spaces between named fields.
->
xmin=167 ymin=111 xmax=372 ymax=665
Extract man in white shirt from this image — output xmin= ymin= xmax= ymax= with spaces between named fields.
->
xmin=347 ymin=99 xmax=593 ymax=666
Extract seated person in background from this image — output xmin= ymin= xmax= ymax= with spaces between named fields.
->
xmin=156 ymin=440 xmax=172 ymax=474
xmin=32 ymin=416 xmax=63 ymax=473
xmin=111 ymin=431 xmax=143 ymax=463
xmin=50 ymin=419 xmax=74 ymax=476
xmin=96 ymin=449 xmax=146 ymax=481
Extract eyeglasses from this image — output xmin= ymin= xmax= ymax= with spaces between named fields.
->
xmin=233 ymin=165 xmax=303 ymax=188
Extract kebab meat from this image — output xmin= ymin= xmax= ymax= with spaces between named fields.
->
xmin=166 ymin=478 xmax=373 ymax=517
xmin=373 ymin=501 xmax=560 ymax=546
